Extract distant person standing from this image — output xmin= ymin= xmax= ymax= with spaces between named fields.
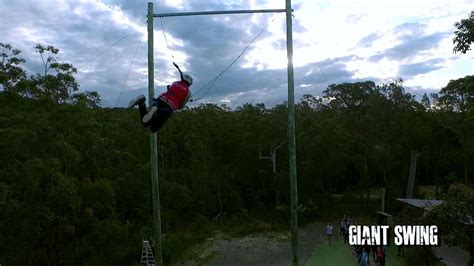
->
xmin=371 ymin=245 xmax=377 ymax=261
xmin=376 ymin=245 xmax=386 ymax=266
xmin=340 ymin=215 xmax=346 ymax=236
xmin=326 ymin=223 xmax=334 ymax=244
xmin=364 ymin=242 xmax=371 ymax=265
xmin=344 ymin=218 xmax=351 ymax=244
xmin=360 ymin=249 xmax=369 ymax=266
xmin=397 ymin=245 xmax=404 ymax=257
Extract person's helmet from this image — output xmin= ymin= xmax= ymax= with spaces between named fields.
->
xmin=182 ymin=72 xmax=193 ymax=85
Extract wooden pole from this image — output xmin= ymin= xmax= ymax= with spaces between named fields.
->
xmin=406 ymin=150 xmax=420 ymax=199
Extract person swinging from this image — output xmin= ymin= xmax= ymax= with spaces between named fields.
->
xmin=128 ymin=63 xmax=192 ymax=132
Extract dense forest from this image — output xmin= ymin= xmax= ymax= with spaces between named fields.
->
xmin=0 ymin=38 xmax=473 ymax=265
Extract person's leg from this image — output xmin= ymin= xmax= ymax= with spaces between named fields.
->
xmin=128 ymin=95 xmax=149 ymax=128
xmin=148 ymin=99 xmax=173 ymax=133
xmin=142 ymin=105 xmax=158 ymax=125
xmin=139 ymin=102 xmax=150 ymax=127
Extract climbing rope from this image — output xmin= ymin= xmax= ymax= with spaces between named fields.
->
xmin=160 ymin=17 xmax=176 ymax=62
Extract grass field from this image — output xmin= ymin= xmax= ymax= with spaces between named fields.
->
xmin=306 ymin=237 xmax=355 ymax=266
xmin=306 ymin=236 xmax=405 ymax=266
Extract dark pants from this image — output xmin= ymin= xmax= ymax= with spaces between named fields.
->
xmin=378 ymin=256 xmax=385 ymax=266
xmin=138 ymin=98 xmax=173 ymax=132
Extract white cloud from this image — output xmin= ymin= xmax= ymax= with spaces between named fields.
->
xmin=164 ymin=0 xmax=184 ymax=10
xmin=404 ymin=57 xmax=474 ymax=89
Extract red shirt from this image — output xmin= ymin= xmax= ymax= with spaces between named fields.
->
xmin=159 ymin=80 xmax=191 ymax=111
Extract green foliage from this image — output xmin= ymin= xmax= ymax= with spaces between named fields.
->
xmin=435 ymin=75 xmax=474 ymax=183
xmin=453 ymin=11 xmax=474 ymax=54
xmin=72 ymin=90 xmax=102 ymax=108
xmin=0 ymin=42 xmax=26 ymax=92
xmin=437 ymin=75 xmax=474 ymax=113
xmin=424 ymin=184 xmax=474 ymax=265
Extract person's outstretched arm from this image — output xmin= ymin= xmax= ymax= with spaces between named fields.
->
xmin=173 ymin=62 xmax=184 ymax=80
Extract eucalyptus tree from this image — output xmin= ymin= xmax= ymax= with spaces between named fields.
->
xmin=30 ymin=44 xmax=79 ymax=104
xmin=0 ymin=42 xmax=26 ymax=93
xmin=435 ymin=75 xmax=474 ymax=183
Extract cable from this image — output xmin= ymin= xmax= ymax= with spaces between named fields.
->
xmin=75 ymin=21 xmax=146 ymax=72
xmin=115 ymin=27 xmax=146 ymax=107
xmin=292 ymin=13 xmax=328 ymax=84
xmin=191 ymin=15 xmax=281 ymax=102
xmin=86 ymin=33 xmax=131 ymax=63
xmin=86 ymin=22 xmax=146 ymax=64
xmin=192 ymin=18 xmax=273 ymax=100
xmin=316 ymin=61 xmax=328 ymax=83
xmin=160 ymin=17 xmax=176 ymax=61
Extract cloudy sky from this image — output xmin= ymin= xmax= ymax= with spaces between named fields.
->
xmin=1 ymin=0 xmax=473 ymax=108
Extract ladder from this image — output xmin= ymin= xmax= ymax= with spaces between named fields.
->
xmin=140 ymin=240 xmax=156 ymax=266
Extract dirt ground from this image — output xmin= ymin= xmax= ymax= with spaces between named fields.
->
xmin=173 ymin=222 xmax=330 ymax=266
